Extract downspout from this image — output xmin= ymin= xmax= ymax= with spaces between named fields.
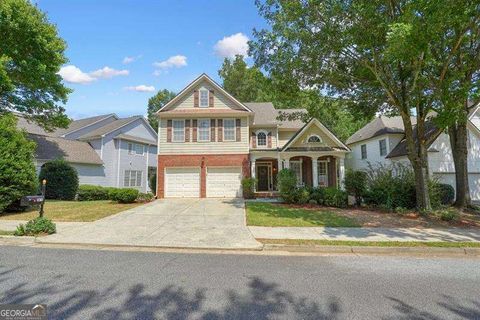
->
xmin=145 ymin=144 xmax=149 ymax=193
xmin=117 ymin=138 xmax=121 ymax=187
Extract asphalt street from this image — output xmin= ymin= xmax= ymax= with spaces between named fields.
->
xmin=0 ymin=246 xmax=479 ymax=319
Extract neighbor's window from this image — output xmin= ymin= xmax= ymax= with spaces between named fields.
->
xmin=172 ymin=120 xmax=185 ymax=142
xmin=128 ymin=142 xmax=144 ymax=155
xmin=198 ymin=119 xmax=210 ymax=141
xmin=124 ymin=170 xmax=142 ymax=187
xmin=199 ymin=89 xmax=209 ymax=107
xmin=257 ymin=132 xmax=267 ymax=146
xmin=361 ymin=144 xmax=367 ymax=159
xmin=308 ymin=135 xmax=321 ymax=143
xmin=223 ymin=119 xmax=235 ymax=141
xmin=379 ymin=139 xmax=387 ymax=156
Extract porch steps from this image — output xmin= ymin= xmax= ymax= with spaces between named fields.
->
xmin=254 ymin=191 xmax=280 ymax=199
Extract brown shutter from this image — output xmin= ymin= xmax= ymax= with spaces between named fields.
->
xmin=267 ymin=132 xmax=272 ymax=148
xmin=217 ymin=119 xmax=223 ymax=142
xmin=209 ymin=90 xmax=214 ymax=107
xmin=251 ymin=132 xmax=256 ymax=148
xmin=210 ymin=119 xmax=216 ymax=142
xmin=185 ymin=119 xmax=190 ymax=142
xmin=193 ymin=90 xmax=199 ymax=108
xmin=192 ymin=119 xmax=197 ymax=142
xmin=167 ymin=120 xmax=172 ymax=142
xmin=236 ymin=119 xmax=241 ymax=142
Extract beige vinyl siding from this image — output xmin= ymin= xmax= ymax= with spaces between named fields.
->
xmin=278 ymin=131 xmax=296 ymax=148
xmin=159 ymin=117 xmax=249 ymax=154
xmin=290 ymin=125 xmax=337 ymax=148
xmin=173 ymin=80 xmax=244 ymax=111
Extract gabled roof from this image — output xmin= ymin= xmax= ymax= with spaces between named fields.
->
xmin=29 ymin=134 xmax=103 ymax=165
xmin=244 ymin=103 xmax=307 ymax=129
xmin=54 ymin=114 xmax=117 ymax=137
xmin=469 ymin=101 xmax=480 ymax=119
xmin=346 ymin=116 xmax=415 ymax=145
xmin=157 ymin=73 xmax=252 ymax=113
xmin=281 ymin=118 xmax=350 ymax=152
xmin=385 ymin=121 xmax=441 ymax=158
xmin=77 ymin=116 xmax=145 ymax=140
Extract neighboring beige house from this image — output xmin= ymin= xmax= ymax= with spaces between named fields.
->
xmin=155 ymin=73 xmax=349 ymax=198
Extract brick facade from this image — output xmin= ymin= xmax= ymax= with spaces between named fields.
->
xmin=157 ymin=154 xmax=250 ymax=198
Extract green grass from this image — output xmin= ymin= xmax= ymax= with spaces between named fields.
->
xmin=0 ymin=200 xmax=143 ymax=222
xmin=260 ymin=238 xmax=480 ymax=248
xmin=0 ymin=230 xmax=14 ymax=236
xmin=246 ymin=202 xmax=360 ymax=227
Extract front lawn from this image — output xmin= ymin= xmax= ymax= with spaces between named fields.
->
xmin=0 ymin=200 xmax=143 ymax=222
xmin=246 ymin=202 xmax=360 ymax=227
xmin=0 ymin=230 xmax=14 ymax=236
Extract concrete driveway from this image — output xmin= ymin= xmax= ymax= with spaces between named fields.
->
xmin=39 ymin=199 xmax=262 ymax=250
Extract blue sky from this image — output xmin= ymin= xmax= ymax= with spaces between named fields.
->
xmin=36 ymin=1 xmax=267 ymax=119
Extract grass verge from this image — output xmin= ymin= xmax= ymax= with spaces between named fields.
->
xmin=0 ymin=230 xmax=15 ymax=236
xmin=246 ymin=202 xmax=359 ymax=227
xmin=260 ymin=238 xmax=480 ymax=248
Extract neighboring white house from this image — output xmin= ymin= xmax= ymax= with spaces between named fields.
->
xmin=346 ymin=106 xmax=480 ymax=201
xmin=16 ymin=113 xmax=157 ymax=193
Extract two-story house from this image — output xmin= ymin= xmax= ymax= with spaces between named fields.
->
xmin=346 ymin=106 xmax=480 ymax=201
xmin=155 ymin=74 xmax=350 ymax=198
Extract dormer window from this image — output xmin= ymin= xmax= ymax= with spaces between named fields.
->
xmin=199 ymin=89 xmax=209 ymax=107
xmin=307 ymin=135 xmax=321 ymax=143
xmin=257 ymin=131 xmax=267 ymax=147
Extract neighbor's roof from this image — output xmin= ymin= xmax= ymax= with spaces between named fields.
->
xmin=15 ymin=114 xmax=55 ymax=136
xmin=29 ymin=134 xmax=103 ymax=165
xmin=386 ymin=121 xmax=441 ymax=159
xmin=346 ymin=116 xmax=416 ymax=145
xmin=77 ymin=116 xmax=143 ymax=140
xmin=115 ymin=134 xmax=156 ymax=145
xmin=244 ymin=102 xmax=307 ymax=129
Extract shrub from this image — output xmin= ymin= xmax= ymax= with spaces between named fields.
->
xmin=308 ymin=199 xmax=318 ymax=205
xmin=241 ymin=177 xmax=257 ymax=199
xmin=39 ymin=159 xmax=79 ymax=200
xmin=14 ymin=217 xmax=56 ymax=236
xmin=137 ymin=192 xmax=154 ymax=202
xmin=310 ymin=187 xmax=325 ymax=205
xmin=0 ymin=114 xmax=37 ymax=213
xmin=277 ymin=169 xmax=298 ymax=203
xmin=435 ymin=183 xmax=455 ymax=206
xmin=149 ymin=174 xmax=157 ymax=195
xmin=435 ymin=208 xmax=459 ymax=222
xmin=295 ymin=187 xmax=311 ymax=204
xmin=77 ymin=185 xmax=109 ymax=201
xmin=110 ymin=188 xmax=139 ymax=203
xmin=323 ymin=187 xmax=348 ymax=208
xmin=344 ymin=169 xmax=367 ymax=206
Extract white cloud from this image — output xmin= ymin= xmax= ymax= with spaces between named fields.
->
xmin=153 ymin=55 xmax=187 ymax=69
xmin=58 ymin=65 xmax=96 ymax=84
xmin=90 ymin=66 xmax=129 ymax=79
xmin=123 ymin=55 xmax=142 ymax=64
xmin=124 ymin=85 xmax=156 ymax=92
xmin=214 ymin=33 xmax=249 ymax=58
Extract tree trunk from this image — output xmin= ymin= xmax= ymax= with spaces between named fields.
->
xmin=449 ymin=123 xmax=471 ymax=208
xmin=411 ymin=149 xmax=432 ymax=211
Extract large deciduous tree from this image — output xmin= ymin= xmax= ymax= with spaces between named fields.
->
xmin=147 ymin=89 xmax=176 ymax=131
xmin=251 ymin=0 xmax=478 ymax=210
xmin=0 ymin=0 xmax=70 ymax=130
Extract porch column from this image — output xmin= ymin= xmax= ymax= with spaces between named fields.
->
xmin=251 ymin=160 xmax=256 ymax=192
xmin=312 ymin=158 xmax=318 ymax=187
xmin=339 ymin=157 xmax=345 ymax=190
xmin=284 ymin=157 xmax=290 ymax=169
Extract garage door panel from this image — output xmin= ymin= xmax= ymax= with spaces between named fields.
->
xmin=207 ymin=167 xmax=242 ymax=198
xmin=165 ymin=168 xmax=200 ymax=198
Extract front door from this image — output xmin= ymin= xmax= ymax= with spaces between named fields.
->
xmin=257 ymin=165 xmax=270 ymax=191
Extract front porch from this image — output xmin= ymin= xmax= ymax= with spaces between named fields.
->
xmin=250 ymin=153 xmax=346 ymax=193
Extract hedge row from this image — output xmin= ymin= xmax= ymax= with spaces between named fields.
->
xmin=77 ymin=185 xmax=152 ymax=203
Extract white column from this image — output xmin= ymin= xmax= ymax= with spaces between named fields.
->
xmin=339 ymin=157 xmax=345 ymax=190
xmin=251 ymin=160 xmax=256 ymax=192
xmin=312 ymin=158 xmax=318 ymax=188
xmin=284 ymin=157 xmax=290 ymax=169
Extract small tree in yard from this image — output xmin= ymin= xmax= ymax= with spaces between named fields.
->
xmin=277 ymin=169 xmax=297 ymax=203
xmin=39 ymin=159 xmax=78 ymax=200
xmin=344 ymin=169 xmax=367 ymax=206
xmin=0 ymin=114 xmax=37 ymax=212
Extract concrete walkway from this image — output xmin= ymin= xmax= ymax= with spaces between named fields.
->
xmin=34 ymin=199 xmax=262 ymax=250
xmin=249 ymin=226 xmax=480 ymax=242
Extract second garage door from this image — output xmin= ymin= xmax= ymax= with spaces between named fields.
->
xmin=165 ymin=168 xmax=200 ymax=198
xmin=207 ymin=167 xmax=243 ymax=198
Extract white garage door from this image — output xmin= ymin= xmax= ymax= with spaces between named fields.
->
xmin=165 ymin=168 xmax=200 ymax=198
xmin=207 ymin=167 xmax=242 ymax=198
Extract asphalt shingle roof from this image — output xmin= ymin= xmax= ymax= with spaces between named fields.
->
xmin=77 ymin=116 xmax=142 ymax=140
xmin=244 ymin=102 xmax=307 ymax=129
xmin=346 ymin=116 xmax=416 ymax=145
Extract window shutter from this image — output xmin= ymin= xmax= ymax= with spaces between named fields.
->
xmin=267 ymin=132 xmax=272 ymax=148
xmin=185 ymin=119 xmax=190 ymax=142
xmin=235 ymin=119 xmax=241 ymax=142
xmin=193 ymin=90 xmax=199 ymax=108
xmin=209 ymin=90 xmax=214 ymax=107
xmin=251 ymin=132 xmax=256 ymax=148
xmin=167 ymin=120 xmax=172 ymax=142
xmin=192 ymin=119 xmax=197 ymax=142
xmin=211 ymin=119 xmax=216 ymax=142
xmin=217 ymin=119 xmax=223 ymax=142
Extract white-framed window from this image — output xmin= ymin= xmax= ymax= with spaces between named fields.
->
xmin=257 ymin=131 xmax=267 ymax=147
xmin=307 ymin=135 xmax=322 ymax=143
xmin=223 ymin=119 xmax=235 ymax=141
xmin=124 ymin=170 xmax=142 ymax=187
xmin=199 ymin=89 xmax=209 ymax=107
xmin=172 ymin=119 xmax=185 ymax=142
xmin=290 ymin=161 xmax=302 ymax=186
xmin=361 ymin=144 xmax=367 ymax=159
xmin=379 ymin=139 xmax=387 ymax=156
xmin=317 ymin=161 xmax=328 ymax=187
xmin=198 ymin=119 xmax=210 ymax=141
xmin=128 ymin=142 xmax=144 ymax=155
